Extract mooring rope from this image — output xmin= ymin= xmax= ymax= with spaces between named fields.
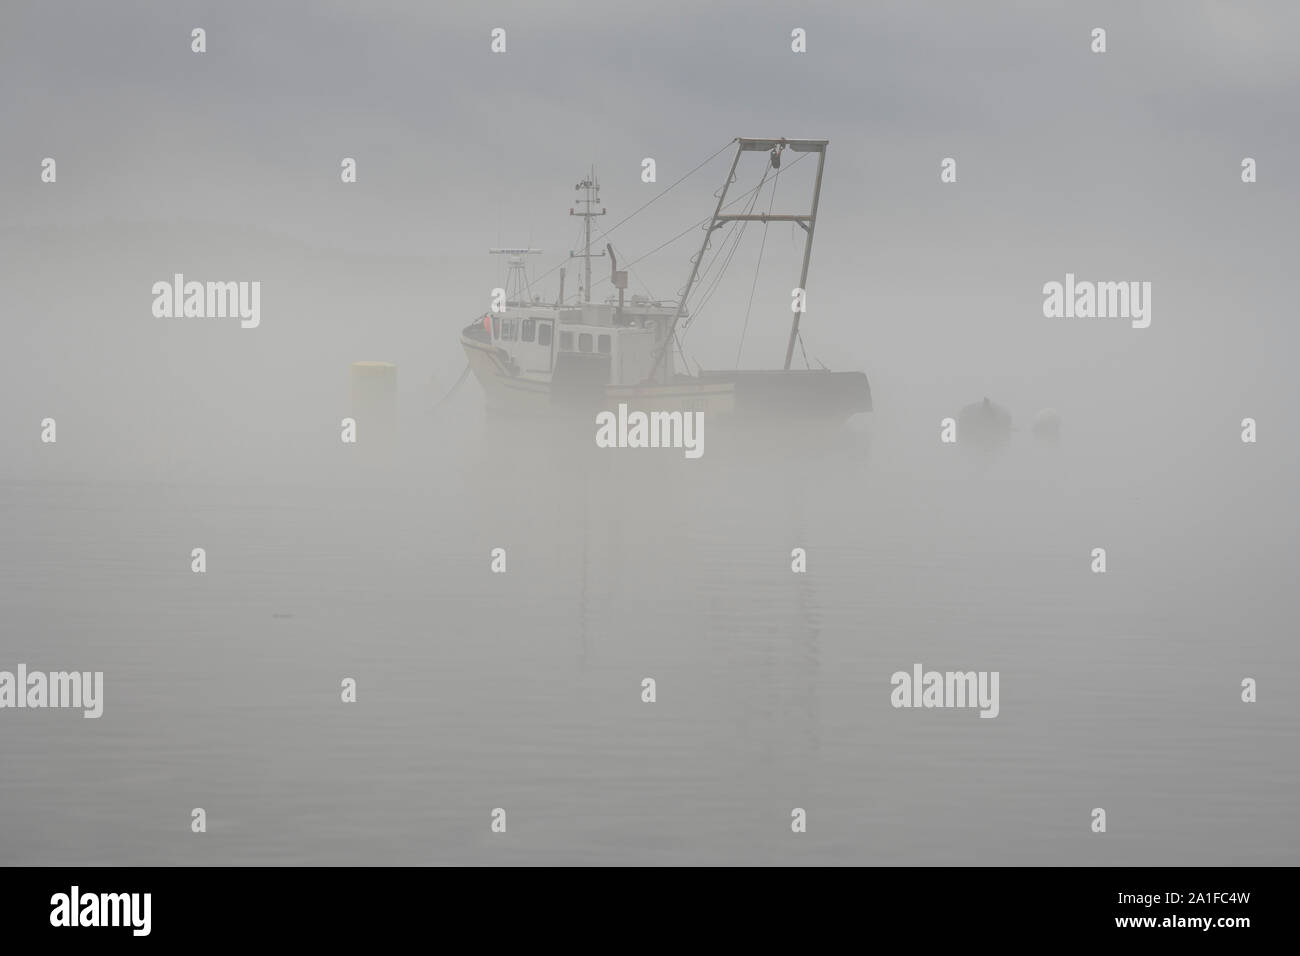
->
xmin=430 ymin=363 xmax=472 ymax=411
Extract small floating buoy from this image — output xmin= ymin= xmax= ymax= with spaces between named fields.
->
xmin=1032 ymin=407 xmax=1062 ymax=442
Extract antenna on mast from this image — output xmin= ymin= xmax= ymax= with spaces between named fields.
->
xmin=489 ymin=248 xmax=543 ymax=306
xmin=569 ymin=167 xmax=606 ymax=304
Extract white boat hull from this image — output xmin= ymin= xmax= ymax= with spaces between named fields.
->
xmin=462 ymin=334 xmax=736 ymax=417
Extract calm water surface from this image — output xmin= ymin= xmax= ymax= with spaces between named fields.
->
xmin=2 ymin=418 xmax=1296 ymax=865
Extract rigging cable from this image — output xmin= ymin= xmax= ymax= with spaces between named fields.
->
xmin=679 ymin=165 xmax=767 ymax=341
xmin=429 ymin=363 xmax=472 ymax=411
xmin=589 ymin=140 xmax=736 ymax=250
xmin=734 ymin=163 xmax=780 ymax=367
xmin=536 ymin=139 xmax=737 ymax=303
xmin=680 ymin=216 xmax=745 ymax=317
xmin=684 ymin=162 xmax=770 ymax=322
xmin=581 ymin=150 xmax=814 ymax=301
xmin=674 ymin=151 xmax=814 ymax=357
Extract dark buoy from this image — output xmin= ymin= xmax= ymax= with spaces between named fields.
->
xmin=957 ymin=396 xmax=1012 ymax=455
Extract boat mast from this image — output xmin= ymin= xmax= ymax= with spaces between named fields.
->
xmin=784 ymin=143 xmax=827 ymax=370
xmin=570 ymin=168 xmax=605 ymax=304
xmin=489 ymin=247 xmax=543 ymax=307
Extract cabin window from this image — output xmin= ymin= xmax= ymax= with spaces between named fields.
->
xmin=579 ymin=333 xmax=593 ymax=353
xmin=597 ymin=334 xmax=611 ymax=355
xmin=538 ymin=322 xmax=552 ymax=347
xmin=491 ymin=317 xmax=499 ymax=340
xmin=521 ymin=319 xmax=535 ymax=343
xmin=560 ymin=331 xmax=573 ymax=351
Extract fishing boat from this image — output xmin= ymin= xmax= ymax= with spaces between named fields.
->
xmin=459 ymin=138 xmax=871 ymax=422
